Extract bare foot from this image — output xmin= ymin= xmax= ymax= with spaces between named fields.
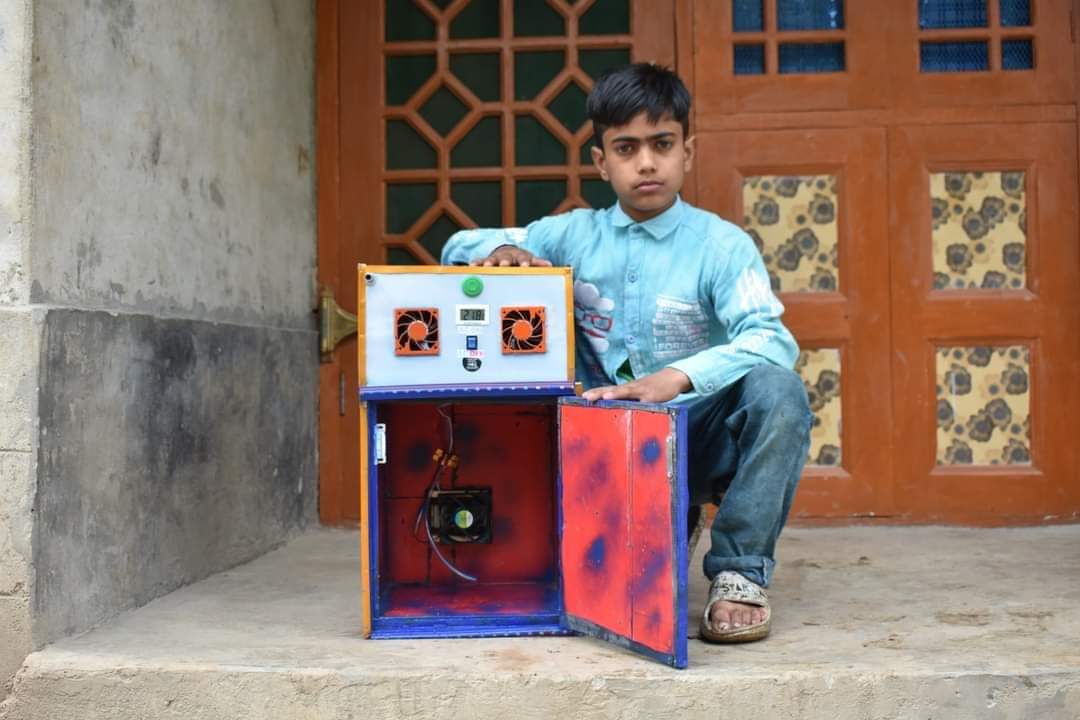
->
xmin=709 ymin=600 xmax=768 ymax=631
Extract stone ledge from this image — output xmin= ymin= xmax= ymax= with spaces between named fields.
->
xmin=3 ymin=526 xmax=1079 ymax=719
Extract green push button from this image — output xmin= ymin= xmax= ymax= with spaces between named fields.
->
xmin=462 ymin=276 xmax=484 ymax=297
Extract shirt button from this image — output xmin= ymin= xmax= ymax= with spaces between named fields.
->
xmin=628 ymin=272 xmax=638 ymax=283
xmin=627 ymin=335 xmax=636 ymax=345
xmin=706 ymin=383 xmax=716 ymax=392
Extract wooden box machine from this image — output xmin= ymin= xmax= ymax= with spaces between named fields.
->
xmin=358 ymin=265 xmax=690 ymax=667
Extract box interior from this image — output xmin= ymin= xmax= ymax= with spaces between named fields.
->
xmin=375 ymin=399 xmax=561 ymax=619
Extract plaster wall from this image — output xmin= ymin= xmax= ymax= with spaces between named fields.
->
xmin=26 ymin=0 xmax=318 ymax=647
xmin=0 ymin=0 xmax=38 ymax=695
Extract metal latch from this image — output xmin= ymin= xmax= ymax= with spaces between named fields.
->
xmin=666 ymin=434 xmax=676 ymax=479
xmin=318 ymin=286 xmax=357 ymax=361
xmin=374 ymin=423 xmax=387 ymax=465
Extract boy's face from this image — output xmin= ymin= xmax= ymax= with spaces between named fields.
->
xmin=591 ymin=112 xmax=695 ymax=223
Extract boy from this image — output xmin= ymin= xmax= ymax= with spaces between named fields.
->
xmin=441 ymin=64 xmax=812 ymax=643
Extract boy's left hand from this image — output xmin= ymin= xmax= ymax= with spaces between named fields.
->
xmin=582 ymin=368 xmax=692 ymax=404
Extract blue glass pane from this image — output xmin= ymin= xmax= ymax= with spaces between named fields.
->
xmin=1002 ymin=39 xmax=1034 ymax=70
xmin=999 ymin=0 xmax=1031 ymax=26
xmin=919 ymin=0 xmax=987 ymax=29
xmin=733 ymin=0 xmax=763 ymax=32
xmin=734 ymin=44 xmax=765 ymax=75
xmin=920 ymin=41 xmax=989 ymax=72
xmin=777 ymin=0 xmax=844 ymax=30
xmin=778 ymin=43 xmax=845 ymax=73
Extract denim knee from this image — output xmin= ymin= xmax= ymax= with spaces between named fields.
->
xmin=737 ymin=365 xmax=812 ymax=431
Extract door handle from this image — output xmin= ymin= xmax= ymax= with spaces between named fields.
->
xmin=319 ymin=286 xmax=357 ymax=361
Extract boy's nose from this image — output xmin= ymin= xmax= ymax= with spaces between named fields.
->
xmin=637 ymin=149 xmax=657 ymax=173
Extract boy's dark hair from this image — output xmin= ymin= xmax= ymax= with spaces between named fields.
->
xmin=586 ymin=63 xmax=691 ymax=150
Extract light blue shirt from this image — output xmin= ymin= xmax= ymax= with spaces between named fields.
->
xmin=441 ymin=198 xmax=798 ymax=398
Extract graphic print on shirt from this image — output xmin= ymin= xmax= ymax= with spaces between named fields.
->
xmin=736 ymin=267 xmax=784 ymax=316
xmin=574 ymin=280 xmax=615 ymax=354
xmin=652 ymin=295 xmax=710 ymax=363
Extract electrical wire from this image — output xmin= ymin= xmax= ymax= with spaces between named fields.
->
xmin=413 ymin=403 xmax=477 ymax=583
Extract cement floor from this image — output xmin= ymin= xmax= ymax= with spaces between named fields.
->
xmin=4 ymin=526 xmax=1080 ymax=719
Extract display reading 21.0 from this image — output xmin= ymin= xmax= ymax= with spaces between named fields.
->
xmin=458 ymin=307 xmax=487 ymax=323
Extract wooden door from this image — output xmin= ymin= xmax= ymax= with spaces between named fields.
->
xmin=697 ymin=128 xmax=892 ymax=518
xmin=319 ymin=0 xmax=678 ymax=525
xmin=889 ymin=123 xmax=1080 ymax=522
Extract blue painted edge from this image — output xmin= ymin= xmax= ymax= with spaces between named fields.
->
xmin=360 ymin=382 xmax=576 ymax=400
xmin=671 ymin=405 xmax=690 ymax=670
xmin=372 ymin=615 xmax=571 ymax=639
xmin=566 ymin=616 xmax=684 ymax=669
xmin=555 ymin=406 xmax=566 ymax=627
xmin=367 ymin=403 xmax=381 ymax=622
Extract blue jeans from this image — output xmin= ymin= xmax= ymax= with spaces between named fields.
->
xmin=681 ymin=364 xmax=812 ymax=587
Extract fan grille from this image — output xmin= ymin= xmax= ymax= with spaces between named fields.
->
xmin=394 ymin=308 xmax=440 ymax=356
xmin=500 ymin=306 xmax=546 ymax=354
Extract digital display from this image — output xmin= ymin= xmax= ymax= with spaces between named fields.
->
xmin=458 ymin=305 xmax=488 ymax=324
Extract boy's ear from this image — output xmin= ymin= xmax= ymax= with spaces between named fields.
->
xmin=591 ymin=145 xmax=608 ymax=181
xmin=683 ymin=134 xmax=696 ymax=173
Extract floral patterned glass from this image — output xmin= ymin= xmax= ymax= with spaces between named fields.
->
xmin=796 ymin=349 xmax=842 ymax=467
xmin=936 ymin=345 xmax=1031 ymax=465
xmin=743 ymin=175 xmax=840 ymax=292
xmin=931 ymin=171 xmax=1026 ymax=291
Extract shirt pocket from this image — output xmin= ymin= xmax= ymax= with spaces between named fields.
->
xmin=651 ymin=295 xmax=710 ymax=362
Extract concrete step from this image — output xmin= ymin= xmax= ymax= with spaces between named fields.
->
xmin=3 ymin=526 xmax=1080 ymax=720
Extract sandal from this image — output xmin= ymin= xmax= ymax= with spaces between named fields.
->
xmin=700 ymin=571 xmax=771 ymax=643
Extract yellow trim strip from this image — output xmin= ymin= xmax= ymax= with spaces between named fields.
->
xmin=361 ymin=264 xmax=568 ymax=276
xmin=562 ymin=267 xmax=575 ymax=382
xmin=359 ymin=401 xmax=372 ymax=637
xmin=357 ymin=265 xmax=369 ymax=386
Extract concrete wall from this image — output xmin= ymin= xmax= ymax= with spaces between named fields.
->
xmin=0 ymin=0 xmax=39 ymax=695
xmin=26 ymin=0 xmax=318 ymax=647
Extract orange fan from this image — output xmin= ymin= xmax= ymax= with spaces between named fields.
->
xmin=394 ymin=308 xmax=440 ymax=356
xmin=500 ymin=306 xmax=546 ymax=354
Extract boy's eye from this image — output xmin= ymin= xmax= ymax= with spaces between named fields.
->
xmin=656 ymin=139 xmax=673 ymax=151
xmin=614 ymin=144 xmax=634 ymax=155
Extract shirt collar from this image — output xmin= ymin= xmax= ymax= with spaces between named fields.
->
xmin=610 ymin=196 xmax=684 ymax=240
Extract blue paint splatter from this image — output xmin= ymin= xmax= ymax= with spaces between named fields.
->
xmin=585 ymin=536 xmax=606 ymax=572
xmin=641 ymin=438 xmax=662 ymax=465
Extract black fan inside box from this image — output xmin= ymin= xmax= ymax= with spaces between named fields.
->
xmin=428 ymin=488 xmax=492 ymax=544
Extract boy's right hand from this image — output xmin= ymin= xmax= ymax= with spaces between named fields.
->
xmin=470 ymin=245 xmax=552 ymax=267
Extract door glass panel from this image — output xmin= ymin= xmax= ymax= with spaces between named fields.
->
xmin=419 ymin=86 xmax=470 ymax=136
xmin=734 ymin=44 xmax=766 ymax=75
xmin=514 ymin=51 xmax=565 ymax=100
xmin=743 ymin=175 xmax=840 ymax=292
xmin=386 ymin=0 xmax=436 ymax=41
xmin=451 ymin=53 xmax=501 ymax=102
xmin=516 ymin=179 xmax=566 ymax=224
xmin=451 ymin=116 xmax=502 ymax=167
xmin=386 ymin=54 xmax=436 ymax=106
xmin=387 ymin=183 xmax=438 ymax=234
xmin=452 ymin=181 xmax=502 ymax=227
xmin=779 ymin=43 xmax=845 ymax=73
xmin=580 ymin=49 xmax=632 ymax=80
xmin=386 ymin=120 xmax=437 ymax=169
xmin=930 ymin=171 xmax=1026 ymax=291
xmin=515 ymin=116 xmax=566 ymax=165
xmin=548 ymin=81 xmax=589 ymax=132
xmin=581 ymin=178 xmax=616 ymax=209
xmin=936 ymin=345 xmax=1031 ymax=466
xmin=776 ymin=0 xmax=844 ymax=30
xmin=732 ymin=0 xmax=764 ymax=32
xmin=579 ymin=0 xmax=630 ymax=35
xmin=999 ymin=0 xmax=1031 ymax=26
xmin=920 ymin=41 xmax=989 ymax=72
xmin=513 ymin=0 xmax=565 ymax=36
xmin=918 ymin=0 xmax=988 ymax=29
xmin=388 ymin=247 xmax=423 ymax=265
xmin=796 ymin=349 xmax=843 ymax=467
xmin=1002 ymin=39 xmax=1034 ymax=70
xmin=417 ymin=214 xmax=462 ymax=260
xmin=450 ymin=0 xmax=501 ymax=39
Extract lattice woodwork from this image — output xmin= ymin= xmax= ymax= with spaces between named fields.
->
xmin=381 ymin=0 xmax=632 ymax=264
